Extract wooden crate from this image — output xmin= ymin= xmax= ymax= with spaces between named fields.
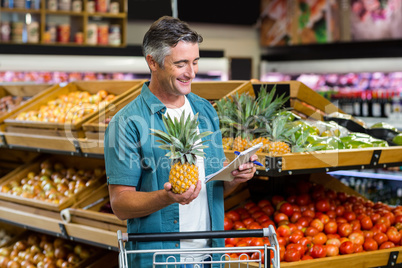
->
xmin=252 ymin=81 xmax=343 ymax=120
xmin=61 ymin=183 xmax=126 ymax=232
xmin=243 ymin=247 xmax=402 ymax=268
xmin=3 ymin=80 xmax=146 ymax=130
xmin=0 ymin=154 xmax=106 ymax=212
xmin=0 ymin=83 xmax=57 ymax=124
xmin=191 ymin=80 xmax=255 ymax=103
xmin=78 ymin=87 xmax=143 ymax=155
xmin=223 ymin=145 xmax=402 ymax=177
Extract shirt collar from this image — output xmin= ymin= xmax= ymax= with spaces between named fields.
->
xmin=141 ymin=82 xmax=167 ymax=115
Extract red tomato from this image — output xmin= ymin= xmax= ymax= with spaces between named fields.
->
xmin=248 ymin=206 xmax=262 ymax=215
xmin=261 ymin=205 xmax=274 ymax=217
xmin=304 ymin=227 xmax=319 ymax=237
xmin=326 ymin=244 xmax=339 ymax=257
xmin=248 ymin=222 xmax=262 ymax=230
xmin=374 ymin=232 xmax=388 ymax=246
xmin=354 ymin=244 xmax=364 ymax=253
xmin=289 ymin=230 xmax=304 ymax=244
xmin=339 ymin=241 xmax=354 ymax=254
xmin=302 ymin=210 xmax=315 ymax=219
xmin=301 ymin=255 xmax=313 ymax=260
xmin=348 ymin=232 xmax=365 ymax=245
xmin=338 ymin=222 xmax=353 ymax=237
xmin=224 ymin=218 xmax=233 ymax=230
xmin=297 ymin=237 xmax=312 ymax=250
xmin=279 ymin=202 xmax=294 ymax=217
xmin=225 ymin=237 xmax=240 ymax=246
xmin=310 ymin=244 xmax=327 ymax=258
xmin=324 ymin=221 xmax=338 ymax=234
xmin=312 ymin=232 xmax=327 ymax=245
xmin=257 ymin=214 xmax=270 ymax=224
xmin=335 ymin=205 xmax=345 ymax=217
xmin=296 ymin=217 xmax=310 ymax=228
xmin=360 ymin=216 xmax=373 ymax=230
xmin=242 ymin=217 xmax=254 ymax=227
xmin=379 ymin=241 xmax=395 ymax=249
xmin=363 ymin=237 xmax=378 ymax=251
xmin=386 ymin=227 xmax=402 ymax=244
xmin=310 ymin=219 xmax=324 ymax=232
xmin=363 ymin=230 xmax=374 ymax=239
xmin=286 ymin=243 xmax=305 ymax=257
xmin=287 ymin=195 xmax=297 ymax=204
xmin=350 ymin=219 xmax=361 ymax=232
xmin=233 ymin=221 xmax=246 ymax=230
xmin=284 ymin=248 xmax=301 ymax=262
xmin=251 ymin=211 xmax=264 ymax=220
xmin=225 ymin=211 xmax=240 ymax=222
xmin=372 ymin=223 xmax=387 ymax=234
xmin=244 ymin=201 xmax=257 ymax=211
xmin=315 ymin=213 xmax=330 ymax=225
xmin=337 ymin=192 xmax=349 ymax=203
xmin=326 ymin=238 xmax=341 ymax=248
xmin=343 ymin=211 xmax=356 ymax=222
xmin=271 ymin=195 xmax=285 ymax=207
xmin=277 ymin=225 xmax=291 ymax=237
xmin=250 ymin=237 xmax=265 ymax=247
xmin=261 ymin=220 xmax=275 ymax=229
xmin=257 ymin=199 xmax=271 ymax=208
xmin=327 ymin=211 xmax=337 ymax=219
xmin=371 ymin=213 xmax=381 ymax=223
xmin=376 ymin=216 xmax=391 ymax=229
xmin=395 ymin=214 xmax=402 ymax=223
xmin=274 ymin=212 xmax=289 ymax=224
xmin=290 ymin=211 xmax=302 ymax=223
xmin=296 ymin=194 xmax=311 ymax=206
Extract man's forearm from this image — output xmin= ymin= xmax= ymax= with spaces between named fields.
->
xmin=110 ymin=188 xmax=173 ymax=220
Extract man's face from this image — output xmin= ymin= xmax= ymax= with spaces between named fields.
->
xmin=156 ymin=41 xmax=200 ymax=98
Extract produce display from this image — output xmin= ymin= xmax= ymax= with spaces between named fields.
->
xmin=224 ymin=179 xmax=402 ymax=262
xmin=0 ymin=232 xmax=99 ymax=267
xmin=14 ymin=90 xmax=116 ymax=123
xmin=216 ymin=85 xmax=398 ymax=156
xmin=0 ymin=159 xmax=104 ymax=204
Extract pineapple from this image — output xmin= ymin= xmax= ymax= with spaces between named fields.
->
xmin=216 ymin=84 xmax=289 ymax=153
xmin=251 ymin=136 xmax=270 ymax=153
xmin=222 ymin=137 xmax=234 ymax=150
xmin=150 ymin=112 xmax=212 ymax=194
xmin=264 ymin=114 xmax=294 ymax=156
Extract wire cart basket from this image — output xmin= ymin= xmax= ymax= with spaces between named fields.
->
xmin=117 ymin=225 xmax=280 ymax=268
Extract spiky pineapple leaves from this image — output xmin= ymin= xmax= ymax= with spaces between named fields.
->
xmin=216 ymin=84 xmax=289 ymax=140
xmin=150 ymin=112 xmax=212 ymax=165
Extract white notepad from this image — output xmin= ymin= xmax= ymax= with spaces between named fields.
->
xmin=205 ymin=142 xmax=262 ymax=183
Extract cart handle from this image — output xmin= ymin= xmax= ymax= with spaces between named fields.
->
xmin=119 ymin=227 xmax=275 ymax=242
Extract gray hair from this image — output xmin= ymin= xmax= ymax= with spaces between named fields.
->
xmin=142 ymin=16 xmax=203 ymax=68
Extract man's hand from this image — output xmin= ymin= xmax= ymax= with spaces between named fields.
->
xmin=230 ymin=154 xmax=258 ymax=183
xmin=164 ymin=180 xmax=202 ymax=205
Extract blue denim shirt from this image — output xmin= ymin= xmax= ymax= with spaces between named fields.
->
xmin=104 ymin=82 xmax=226 ymax=267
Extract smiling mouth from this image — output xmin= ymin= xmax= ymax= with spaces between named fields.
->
xmin=178 ymin=78 xmax=190 ymax=83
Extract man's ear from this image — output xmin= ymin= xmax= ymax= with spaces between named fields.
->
xmin=146 ymin=55 xmax=158 ymax=72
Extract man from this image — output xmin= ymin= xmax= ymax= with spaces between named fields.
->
xmin=104 ymin=16 xmax=257 ymax=267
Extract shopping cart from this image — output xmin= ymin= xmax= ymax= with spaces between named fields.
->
xmin=117 ymin=225 xmax=280 ymax=268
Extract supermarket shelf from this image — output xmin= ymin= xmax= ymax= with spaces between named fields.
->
xmin=225 ymin=146 xmax=402 ymax=177
xmin=329 ymin=170 xmax=402 ymax=181
xmin=0 ymin=199 xmax=118 ymax=250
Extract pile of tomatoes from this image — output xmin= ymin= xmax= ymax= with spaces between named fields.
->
xmin=224 ymin=180 xmax=402 ymax=262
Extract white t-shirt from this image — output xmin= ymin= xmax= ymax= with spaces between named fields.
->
xmin=165 ymin=96 xmax=211 ymax=261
